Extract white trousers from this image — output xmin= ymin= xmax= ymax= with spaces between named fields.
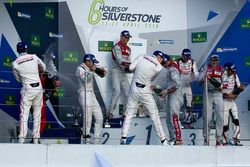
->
xmin=121 ymin=84 xmax=166 ymax=141
xmin=223 ymin=99 xmax=240 ymax=141
xmin=79 ymin=90 xmax=103 ymax=142
xmin=19 ymin=84 xmax=43 ymax=139
xmin=109 ymin=69 xmax=129 ymax=114
xmin=203 ymin=91 xmax=224 ymax=141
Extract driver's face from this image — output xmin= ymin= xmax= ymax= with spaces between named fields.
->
xmin=84 ymin=60 xmax=94 ymax=69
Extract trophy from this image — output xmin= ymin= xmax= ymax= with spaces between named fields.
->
xmin=72 ymin=106 xmax=81 ymax=127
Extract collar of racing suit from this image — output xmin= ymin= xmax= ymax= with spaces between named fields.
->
xmin=81 ymin=63 xmax=92 ymax=72
xmin=169 ymin=61 xmax=181 ymax=74
xmin=19 ymin=52 xmax=27 ymax=57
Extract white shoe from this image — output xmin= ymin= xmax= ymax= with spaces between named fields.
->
xmin=139 ymin=113 xmax=146 ymax=117
xmin=168 ymin=140 xmax=175 ymax=145
xmin=33 ymin=139 xmax=39 ymax=144
xmin=18 ymin=138 xmax=24 ymax=144
xmin=94 ymin=138 xmax=101 ymax=145
xmin=232 ymin=139 xmax=243 ymax=146
xmin=82 ymin=138 xmax=92 ymax=144
xmin=162 ymin=139 xmax=174 ymax=146
xmin=120 ymin=137 xmax=127 ymax=145
xmin=82 ymin=135 xmax=91 ymax=144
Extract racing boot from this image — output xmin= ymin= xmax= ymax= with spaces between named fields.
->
xmin=175 ymin=140 xmax=183 ymax=145
xmin=232 ymin=138 xmax=243 ymax=146
xmin=82 ymin=134 xmax=91 ymax=144
xmin=161 ymin=139 xmax=174 ymax=146
xmin=120 ymin=137 xmax=127 ymax=145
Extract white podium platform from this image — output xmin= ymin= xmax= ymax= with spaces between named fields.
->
xmin=0 ymin=144 xmax=250 ymax=167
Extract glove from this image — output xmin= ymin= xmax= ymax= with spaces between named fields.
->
xmin=208 ymin=77 xmax=221 ymax=89
xmin=153 ymin=85 xmax=163 ymax=96
xmin=51 ymin=76 xmax=61 ymax=88
xmin=232 ymin=85 xmax=244 ymax=95
xmin=53 ymin=80 xmax=61 ymax=88
xmin=223 ymin=93 xmax=237 ymax=99
xmin=95 ymin=68 xmax=106 ymax=78
xmin=121 ymin=62 xmax=131 ymax=67
xmin=52 ymin=75 xmax=59 ymax=81
xmin=151 ymin=85 xmax=163 ymax=96
xmin=154 ymin=88 xmax=163 ymax=95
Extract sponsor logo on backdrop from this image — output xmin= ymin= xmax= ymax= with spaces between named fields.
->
xmin=45 ymin=7 xmax=55 ymax=19
xmin=88 ymin=0 xmax=161 ymax=29
xmin=159 ymin=40 xmax=174 ymax=44
xmin=3 ymin=56 xmax=12 ymax=68
xmin=191 ymin=32 xmax=207 ymax=43
xmin=53 ymin=87 xmax=65 ymax=97
xmin=216 ymin=47 xmax=238 ymax=53
xmin=244 ymin=56 xmax=250 ymax=66
xmin=31 ymin=35 xmax=40 ymax=47
xmin=240 ymin=18 xmax=250 ymax=28
xmin=49 ymin=32 xmax=63 ymax=38
xmin=17 ymin=11 xmax=31 ymax=19
xmin=193 ymin=96 xmax=202 ymax=105
xmin=98 ymin=41 xmax=113 ymax=52
xmin=129 ymin=42 xmax=142 ymax=46
xmin=5 ymin=95 xmax=15 ymax=105
xmin=63 ymin=51 xmax=79 ymax=63
xmin=0 ymin=79 xmax=10 ymax=83
xmin=170 ymin=55 xmax=181 ymax=61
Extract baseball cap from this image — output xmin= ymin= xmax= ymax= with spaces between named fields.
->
xmin=224 ymin=62 xmax=236 ymax=72
xmin=182 ymin=48 xmax=191 ymax=56
xmin=120 ymin=30 xmax=132 ymax=38
xmin=153 ymin=50 xmax=165 ymax=58
xmin=16 ymin=41 xmax=28 ymax=53
xmin=162 ymin=54 xmax=171 ymax=63
xmin=83 ymin=54 xmax=99 ymax=64
xmin=210 ymin=54 xmax=219 ymax=60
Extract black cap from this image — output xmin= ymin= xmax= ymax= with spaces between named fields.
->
xmin=83 ymin=54 xmax=99 ymax=64
xmin=224 ymin=62 xmax=236 ymax=72
xmin=153 ymin=50 xmax=164 ymax=58
xmin=162 ymin=54 xmax=171 ymax=63
xmin=16 ymin=41 xmax=28 ymax=54
xmin=182 ymin=48 xmax=191 ymax=56
xmin=120 ymin=30 xmax=132 ymax=38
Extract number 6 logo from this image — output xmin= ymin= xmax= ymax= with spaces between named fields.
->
xmin=88 ymin=0 xmax=104 ymax=25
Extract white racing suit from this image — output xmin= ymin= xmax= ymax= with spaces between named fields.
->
xmin=200 ymin=65 xmax=224 ymax=144
xmin=76 ymin=63 xmax=103 ymax=144
xmin=177 ymin=59 xmax=199 ymax=125
xmin=163 ymin=62 xmax=183 ymax=144
xmin=12 ymin=53 xmax=46 ymax=143
xmin=222 ymin=72 xmax=241 ymax=144
xmin=121 ymin=55 xmax=167 ymax=142
xmin=109 ymin=41 xmax=131 ymax=117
